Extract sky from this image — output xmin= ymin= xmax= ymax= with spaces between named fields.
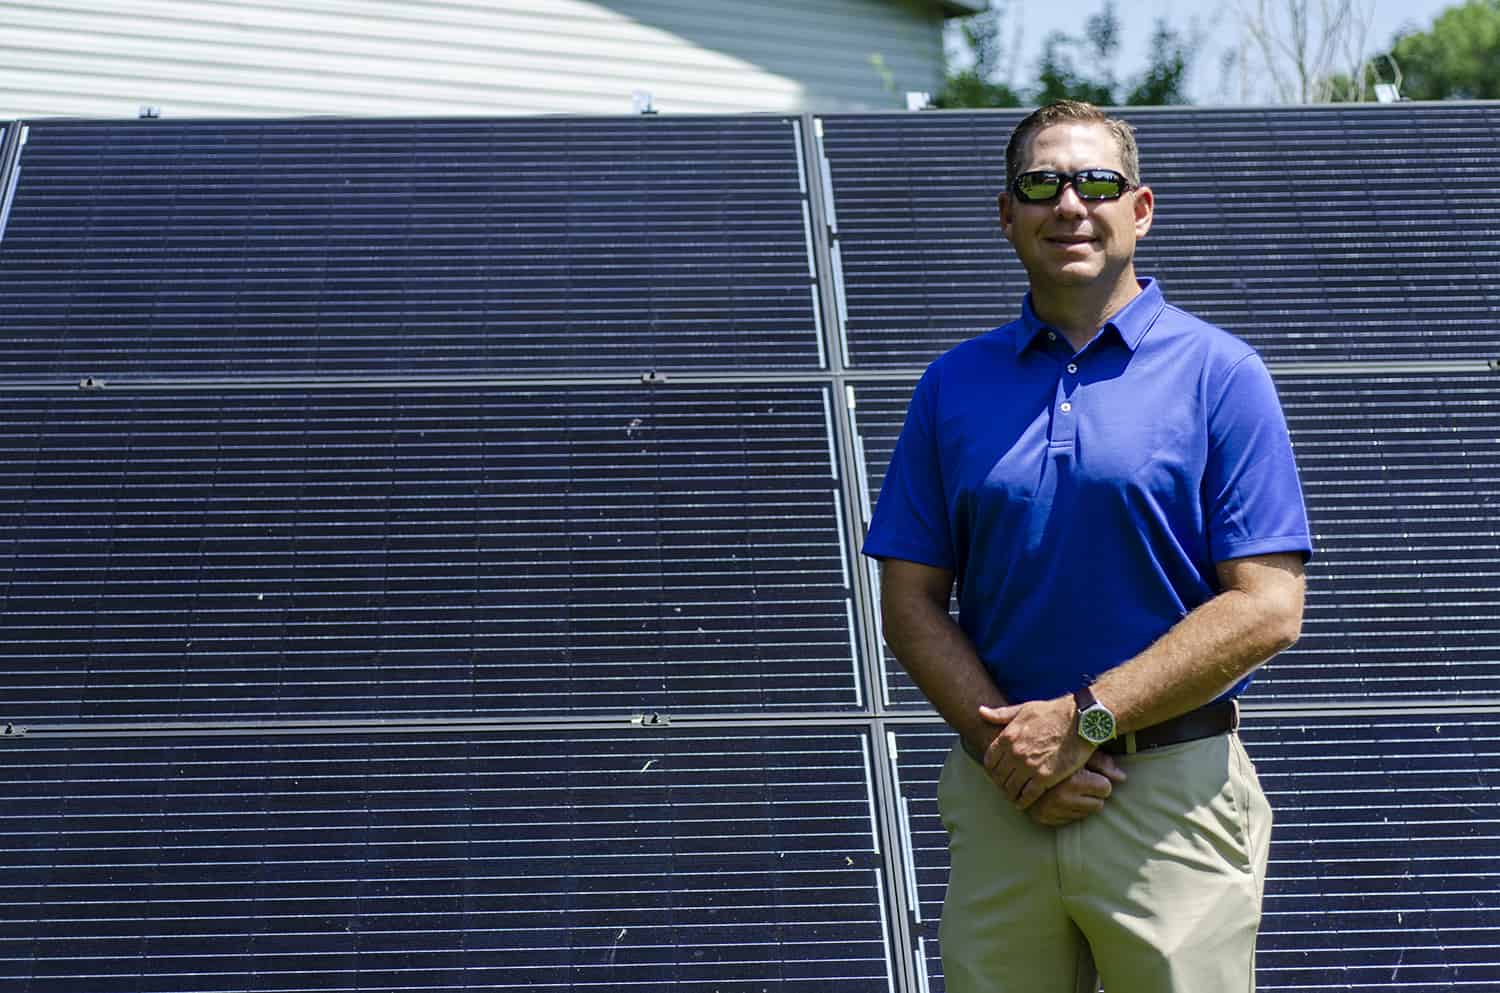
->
xmin=968 ymin=0 xmax=1461 ymax=104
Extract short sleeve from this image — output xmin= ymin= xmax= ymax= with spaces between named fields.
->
xmin=861 ymin=367 xmax=955 ymax=570
xmin=1204 ymin=353 xmax=1314 ymax=563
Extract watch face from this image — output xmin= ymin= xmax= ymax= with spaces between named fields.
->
xmin=1080 ymin=706 xmax=1116 ymax=744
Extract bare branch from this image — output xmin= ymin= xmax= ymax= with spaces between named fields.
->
xmin=1233 ymin=0 xmax=1377 ymax=103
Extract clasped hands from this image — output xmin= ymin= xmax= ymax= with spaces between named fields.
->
xmin=978 ymin=695 xmax=1126 ymax=827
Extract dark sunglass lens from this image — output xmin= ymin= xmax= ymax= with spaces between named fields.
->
xmin=1074 ymin=171 xmax=1127 ymax=199
xmin=1016 ymin=173 xmax=1062 ymax=202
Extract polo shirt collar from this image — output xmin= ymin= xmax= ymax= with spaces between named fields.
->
xmin=1014 ymin=277 xmax=1166 ymax=354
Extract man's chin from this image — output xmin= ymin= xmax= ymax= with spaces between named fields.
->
xmin=1034 ymin=263 xmax=1103 ymax=286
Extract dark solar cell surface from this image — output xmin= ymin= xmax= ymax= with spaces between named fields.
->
xmin=0 ymin=728 xmax=893 ymax=992
xmin=1276 ymin=373 xmax=1500 ymax=702
xmin=854 ymin=372 xmax=1500 ymax=708
xmin=890 ymin=716 xmax=1500 ymax=992
xmin=0 ymin=116 xmax=822 ymax=379
xmin=820 ymin=105 xmax=1500 ymax=366
xmin=0 ymin=385 xmax=861 ymax=722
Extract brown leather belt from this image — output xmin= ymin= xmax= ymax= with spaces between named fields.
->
xmin=1100 ymin=699 xmax=1239 ymax=756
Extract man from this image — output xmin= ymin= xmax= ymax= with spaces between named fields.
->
xmin=863 ymin=100 xmax=1311 ymax=992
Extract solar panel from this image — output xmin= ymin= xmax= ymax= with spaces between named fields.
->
xmin=889 ymin=714 xmax=1500 ymax=992
xmin=0 ymin=116 xmax=823 ymax=380
xmin=818 ymin=105 xmax=1500 ymax=366
xmin=0 ymin=384 xmax=862 ymax=723
xmin=1272 ymin=372 xmax=1500 ymax=703
xmin=0 ymin=727 xmax=895 ymax=992
xmin=853 ymin=371 xmax=1500 ymax=709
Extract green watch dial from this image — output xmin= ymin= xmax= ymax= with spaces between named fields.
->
xmin=1079 ymin=706 xmax=1116 ymax=743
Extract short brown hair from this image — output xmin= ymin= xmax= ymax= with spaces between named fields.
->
xmin=1005 ymin=100 xmax=1141 ymax=189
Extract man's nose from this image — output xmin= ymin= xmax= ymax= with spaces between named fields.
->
xmin=1054 ymin=183 xmax=1088 ymax=217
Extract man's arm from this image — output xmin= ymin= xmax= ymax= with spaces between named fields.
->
xmin=982 ymin=552 xmax=1305 ymax=809
xmin=879 ymin=558 xmax=1007 ymax=758
xmin=880 ymin=557 xmax=1125 ymax=825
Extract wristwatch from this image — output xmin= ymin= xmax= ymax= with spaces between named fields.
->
xmin=1073 ymin=686 xmax=1117 ymax=746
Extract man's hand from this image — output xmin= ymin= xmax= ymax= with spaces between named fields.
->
xmin=979 ymin=696 xmax=1095 ymax=810
xmin=1025 ymin=753 xmax=1127 ymax=827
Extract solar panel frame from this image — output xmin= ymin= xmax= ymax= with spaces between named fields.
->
xmin=0 ymin=121 xmax=24 ymax=245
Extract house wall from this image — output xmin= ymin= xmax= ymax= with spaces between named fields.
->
xmin=0 ymin=0 xmax=953 ymax=118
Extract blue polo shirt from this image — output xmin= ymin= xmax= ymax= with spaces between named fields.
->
xmin=863 ymin=279 xmax=1312 ymax=704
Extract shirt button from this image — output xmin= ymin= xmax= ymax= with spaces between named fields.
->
xmin=1060 ymin=401 xmax=1073 ymax=413
xmin=1066 ymin=363 xmax=1078 ymax=374
xmin=1047 ymin=331 xmax=1057 ymax=341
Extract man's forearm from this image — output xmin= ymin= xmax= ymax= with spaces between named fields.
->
xmin=1091 ymin=576 xmax=1303 ymax=735
xmin=980 ymin=553 xmax=1304 ymax=809
xmin=881 ymin=587 xmax=1009 ymax=758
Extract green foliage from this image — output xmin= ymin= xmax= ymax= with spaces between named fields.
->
xmin=1035 ymin=5 xmax=1121 ymax=105
xmin=1321 ymin=62 xmax=1384 ymax=102
xmin=1322 ymin=0 xmax=1499 ymax=103
xmin=934 ymin=2 xmax=1196 ymax=109
xmin=1125 ymin=20 xmax=1194 ymax=106
xmin=932 ymin=69 xmax=1024 ymax=109
xmin=1386 ymin=0 xmax=1500 ymax=100
xmin=932 ymin=0 xmax=1023 ymax=108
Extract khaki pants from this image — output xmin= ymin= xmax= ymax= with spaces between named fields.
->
xmin=937 ymin=733 xmax=1272 ymax=993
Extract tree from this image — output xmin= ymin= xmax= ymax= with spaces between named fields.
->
xmin=932 ymin=70 xmax=1024 ymax=108
xmin=935 ymin=1 xmax=1198 ymax=108
xmin=1034 ymin=4 xmax=1121 ymax=105
xmin=1125 ymin=20 xmax=1195 ymax=105
xmin=1385 ymin=0 xmax=1500 ymax=100
xmin=1233 ymin=0 xmax=1377 ymax=102
xmin=932 ymin=0 xmax=1024 ymax=108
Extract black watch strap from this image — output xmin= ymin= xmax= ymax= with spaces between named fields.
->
xmin=1074 ymin=686 xmax=1098 ymax=713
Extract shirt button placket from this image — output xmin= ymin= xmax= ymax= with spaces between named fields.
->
xmin=1052 ymin=359 xmax=1078 ymax=449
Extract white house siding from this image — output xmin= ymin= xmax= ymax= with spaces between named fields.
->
xmin=0 ymin=0 xmax=961 ymax=119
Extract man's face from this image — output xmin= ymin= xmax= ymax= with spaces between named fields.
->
xmin=998 ymin=122 xmax=1153 ymax=291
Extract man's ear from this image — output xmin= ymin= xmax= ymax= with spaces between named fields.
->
xmin=997 ymin=191 xmax=1015 ymax=242
xmin=1132 ymin=184 xmax=1154 ymax=239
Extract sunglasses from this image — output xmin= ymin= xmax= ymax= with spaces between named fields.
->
xmin=1011 ymin=169 xmax=1135 ymax=204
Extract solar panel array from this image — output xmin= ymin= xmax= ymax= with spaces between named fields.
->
xmin=821 ymin=104 xmax=1500 ymax=992
xmin=1 ymin=104 xmax=1497 ymax=992
xmin=818 ymin=105 xmax=1500 ymax=366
